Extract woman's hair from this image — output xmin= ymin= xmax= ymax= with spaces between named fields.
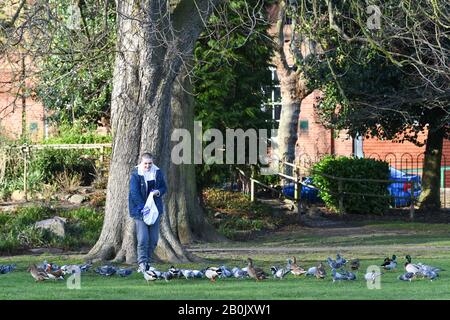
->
xmin=141 ymin=153 xmax=154 ymax=162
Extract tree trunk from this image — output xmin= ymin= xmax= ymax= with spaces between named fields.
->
xmin=418 ymin=122 xmax=445 ymax=210
xmin=86 ymin=0 xmax=221 ymax=264
xmin=166 ymin=72 xmax=227 ymax=247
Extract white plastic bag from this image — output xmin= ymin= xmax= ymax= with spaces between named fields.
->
xmin=142 ymin=191 xmax=159 ymax=225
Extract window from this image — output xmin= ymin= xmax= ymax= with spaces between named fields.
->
xmin=299 ymin=120 xmax=309 ymax=134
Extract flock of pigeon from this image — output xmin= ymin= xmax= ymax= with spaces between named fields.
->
xmin=0 ymin=254 xmax=443 ymax=283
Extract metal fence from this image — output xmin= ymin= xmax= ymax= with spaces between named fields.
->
xmin=295 ymin=152 xmax=450 ymax=209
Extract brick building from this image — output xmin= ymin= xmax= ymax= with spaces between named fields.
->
xmin=0 ymin=56 xmax=46 ymax=142
xmin=294 ymin=91 xmax=450 ymax=187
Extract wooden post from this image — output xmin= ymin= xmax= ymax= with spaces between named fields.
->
xmin=410 ymin=182 xmax=415 ymax=220
xmin=250 ymin=178 xmax=255 ymax=202
xmin=338 ymin=178 xmax=344 ymax=214
xmin=22 ymin=144 xmax=29 ymax=202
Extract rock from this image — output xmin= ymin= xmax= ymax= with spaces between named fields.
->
xmin=11 ymin=190 xmax=26 ymax=202
xmin=35 ymin=216 xmax=66 ymax=238
xmin=68 ymin=194 xmax=86 ymax=204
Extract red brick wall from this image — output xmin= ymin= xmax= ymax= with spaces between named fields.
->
xmin=0 ymin=57 xmax=45 ymax=142
xmin=295 ymin=90 xmax=353 ymax=166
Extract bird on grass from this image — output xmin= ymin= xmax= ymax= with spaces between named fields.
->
xmin=350 ymin=259 xmax=360 ymax=270
xmin=364 ymin=270 xmax=383 ymax=284
xmin=143 ymin=270 xmax=158 ymax=283
xmin=315 ymin=262 xmax=327 ymax=279
xmin=28 ymin=264 xmax=50 ymax=282
xmin=231 ymin=267 xmax=247 ymax=279
xmin=288 ymin=257 xmax=307 ymax=276
xmin=270 ymin=266 xmax=290 ymax=280
xmin=247 ymin=258 xmax=268 ymax=281
xmin=404 ymin=255 xmax=421 ymax=274
xmin=117 ymin=268 xmax=133 ymax=277
xmin=398 ymin=272 xmax=415 ymax=282
xmin=381 ymin=255 xmax=397 ymax=271
xmin=95 ymin=265 xmax=117 ymax=276
xmin=0 ymin=264 xmax=16 ymax=274
xmin=331 ymin=269 xmax=348 ymax=282
xmin=45 ymin=264 xmax=64 ymax=280
xmin=204 ymin=267 xmax=222 ymax=282
xmin=219 ymin=265 xmax=233 ymax=278
xmin=168 ymin=266 xmax=181 ymax=279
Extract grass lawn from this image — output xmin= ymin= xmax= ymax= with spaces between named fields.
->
xmin=1 ymin=219 xmax=450 ymax=300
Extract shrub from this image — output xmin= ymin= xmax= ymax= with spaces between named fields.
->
xmin=312 ymin=156 xmax=390 ymax=215
xmin=31 ymin=148 xmax=96 ymax=185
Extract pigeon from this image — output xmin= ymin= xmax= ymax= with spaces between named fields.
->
xmin=364 ymin=270 xmax=383 ymax=284
xmin=306 ymin=266 xmax=317 ymax=276
xmin=399 ymin=272 xmax=415 ymax=282
xmin=160 ymin=271 xmax=174 ymax=282
xmin=95 ymin=265 xmax=117 ymax=276
xmin=181 ymin=269 xmax=195 ymax=279
xmin=219 ymin=265 xmax=233 ymax=278
xmin=231 ymin=267 xmax=247 ymax=279
xmin=327 ymin=257 xmax=345 ymax=269
xmin=117 ymin=268 xmax=133 ymax=277
xmin=422 ymin=269 xmax=439 ymax=281
xmin=331 ymin=269 xmax=350 ymax=282
xmin=0 ymin=264 xmax=16 ymax=274
xmin=192 ymin=270 xmax=204 ymax=278
xmin=28 ymin=264 xmax=50 ymax=282
xmin=335 ymin=254 xmax=347 ymax=266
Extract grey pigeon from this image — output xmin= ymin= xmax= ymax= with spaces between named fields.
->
xmin=0 ymin=264 xmax=16 ymax=274
xmin=399 ymin=272 xmax=415 ymax=282
xmin=95 ymin=265 xmax=117 ymax=276
xmin=117 ymin=268 xmax=133 ymax=277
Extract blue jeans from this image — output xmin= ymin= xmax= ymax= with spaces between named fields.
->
xmin=135 ymin=214 xmax=161 ymax=265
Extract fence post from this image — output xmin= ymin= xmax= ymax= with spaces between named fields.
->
xmin=22 ymin=144 xmax=30 ymax=202
xmin=410 ymin=182 xmax=415 ymax=220
xmin=338 ymin=178 xmax=344 ymax=214
xmin=250 ymin=178 xmax=255 ymax=202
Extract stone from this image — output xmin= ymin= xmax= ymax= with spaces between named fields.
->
xmin=35 ymin=216 xmax=66 ymax=238
xmin=68 ymin=194 xmax=86 ymax=204
xmin=11 ymin=190 xmax=26 ymax=202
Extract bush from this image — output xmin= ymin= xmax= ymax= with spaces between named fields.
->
xmin=312 ymin=156 xmax=390 ymax=214
xmin=31 ymin=148 xmax=96 ymax=185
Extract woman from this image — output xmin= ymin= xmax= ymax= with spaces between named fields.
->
xmin=128 ymin=153 xmax=167 ymax=272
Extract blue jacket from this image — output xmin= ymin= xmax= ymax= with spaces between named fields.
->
xmin=128 ymin=167 xmax=167 ymax=219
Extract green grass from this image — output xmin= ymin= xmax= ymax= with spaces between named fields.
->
xmin=1 ymin=253 xmax=450 ymax=299
xmin=2 ymin=219 xmax=450 ymax=299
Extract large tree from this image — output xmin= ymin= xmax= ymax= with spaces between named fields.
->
xmin=86 ymin=0 xmax=227 ymax=263
xmin=295 ymin=0 xmax=449 ymax=210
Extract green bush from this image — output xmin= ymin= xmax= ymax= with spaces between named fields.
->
xmin=312 ymin=156 xmax=390 ymax=214
xmin=44 ymin=122 xmax=112 ymax=144
xmin=31 ymin=148 xmax=96 ymax=185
